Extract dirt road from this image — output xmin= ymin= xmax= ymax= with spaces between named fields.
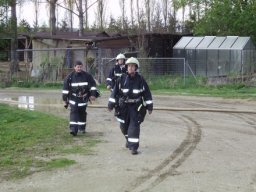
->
xmin=0 ymin=89 xmax=256 ymax=192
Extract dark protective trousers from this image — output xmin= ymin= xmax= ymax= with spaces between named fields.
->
xmin=69 ymin=99 xmax=87 ymax=134
xmin=119 ymin=104 xmax=140 ymax=150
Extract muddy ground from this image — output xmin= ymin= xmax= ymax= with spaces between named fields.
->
xmin=0 ymin=89 xmax=256 ymax=192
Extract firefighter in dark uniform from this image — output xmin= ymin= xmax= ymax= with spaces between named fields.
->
xmin=106 ymin=53 xmax=127 ymax=91
xmin=62 ymin=60 xmax=99 ymax=136
xmin=108 ymin=57 xmax=153 ymax=155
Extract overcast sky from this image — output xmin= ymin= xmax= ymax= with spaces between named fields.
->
xmin=16 ymin=0 xmax=185 ymax=29
xmin=17 ymin=0 xmax=130 ymax=28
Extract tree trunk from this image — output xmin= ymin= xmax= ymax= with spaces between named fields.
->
xmin=84 ymin=0 xmax=88 ymax=30
xmin=161 ymin=0 xmax=168 ymax=29
xmin=97 ymin=0 xmax=105 ymax=30
xmin=78 ymin=0 xmax=83 ymax=36
xmin=136 ymin=0 xmax=140 ymax=29
xmin=49 ymin=0 xmax=57 ymax=35
xmin=145 ymin=0 xmax=151 ymax=32
xmin=10 ymin=0 xmax=18 ymax=74
xmin=34 ymin=0 xmax=39 ymax=30
xmin=119 ymin=0 xmax=125 ymax=29
xmin=171 ymin=0 xmax=178 ymax=33
xmin=63 ymin=0 xmax=74 ymax=32
xmin=130 ymin=0 xmax=134 ymax=27
xmin=68 ymin=0 xmax=73 ymax=32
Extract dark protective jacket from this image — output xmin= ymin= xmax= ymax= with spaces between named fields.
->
xmin=108 ymin=72 xmax=153 ymax=113
xmin=106 ymin=64 xmax=127 ymax=89
xmin=62 ymin=71 xmax=99 ymax=104
xmin=108 ymin=72 xmax=153 ymax=150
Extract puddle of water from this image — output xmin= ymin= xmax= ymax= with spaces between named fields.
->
xmin=0 ymin=90 xmax=106 ymax=117
xmin=16 ymin=96 xmax=35 ymax=110
xmin=1 ymin=95 xmax=67 ymax=117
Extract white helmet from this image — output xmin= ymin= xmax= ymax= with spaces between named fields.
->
xmin=125 ymin=57 xmax=140 ymax=68
xmin=116 ymin=53 xmax=126 ymax=60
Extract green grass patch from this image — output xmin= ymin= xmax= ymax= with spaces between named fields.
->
xmin=9 ymin=80 xmax=63 ymax=89
xmin=0 ymin=104 xmax=101 ymax=180
xmin=45 ymin=158 xmax=76 ymax=169
xmin=147 ymin=75 xmax=256 ymax=99
xmin=60 ymin=137 xmax=101 ymax=155
xmin=3 ymin=74 xmax=256 ymax=99
xmin=152 ymin=84 xmax=256 ymax=99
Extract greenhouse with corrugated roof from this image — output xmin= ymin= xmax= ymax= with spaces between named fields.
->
xmin=173 ymin=36 xmax=256 ymax=77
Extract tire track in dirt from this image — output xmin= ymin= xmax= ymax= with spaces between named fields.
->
xmin=125 ymin=114 xmax=202 ymax=192
xmin=212 ymin=112 xmax=256 ymax=136
xmin=232 ymin=113 xmax=256 ymax=190
xmin=250 ymin=174 xmax=256 ymax=192
xmin=232 ymin=113 xmax=256 ymax=131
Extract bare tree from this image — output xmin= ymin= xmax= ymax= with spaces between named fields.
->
xmin=65 ymin=0 xmax=83 ymax=35
xmin=152 ymin=1 xmax=163 ymax=32
xmin=63 ymin=0 xmax=74 ymax=31
xmin=136 ymin=0 xmax=140 ymax=28
xmin=144 ymin=0 xmax=151 ymax=31
xmin=150 ymin=0 xmax=156 ymax=28
xmin=180 ymin=0 xmax=186 ymax=24
xmin=47 ymin=0 xmax=58 ymax=35
xmin=10 ymin=0 xmax=18 ymax=74
xmin=161 ymin=0 xmax=168 ymax=30
xmin=84 ymin=0 xmax=88 ymax=30
xmin=172 ymin=0 xmax=188 ymax=32
xmin=96 ymin=0 xmax=105 ymax=30
xmin=55 ymin=0 xmax=99 ymax=36
xmin=130 ymin=0 xmax=134 ymax=27
xmin=144 ymin=0 xmax=156 ymax=32
xmin=192 ymin=0 xmax=211 ymax=21
xmin=85 ymin=0 xmax=99 ymax=30
xmin=77 ymin=0 xmax=83 ymax=36
xmin=33 ymin=0 xmax=39 ymax=29
xmin=119 ymin=0 xmax=125 ymax=29
xmin=17 ymin=0 xmax=38 ymax=30
xmin=171 ymin=0 xmax=179 ymax=32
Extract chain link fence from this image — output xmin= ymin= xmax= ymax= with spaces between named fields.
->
xmin=0 ymin=48 xmax=99 ymax=83
xmin=0 ymin=48 xmax=194 ymax=86
xmin=7 ymin=47 xmax=254 ymax=86
xmin=101 ymin=57 xmax=187 ymax=83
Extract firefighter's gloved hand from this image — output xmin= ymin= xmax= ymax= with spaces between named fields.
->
xmin=148 ymin=110 xmax=152 ymax=115
xmin=119 ymin=98 xmax=126 ymax=108
xmin=108 ymin=107 xmax=113 ymax=112
xmin=107 ymin=85 xmax=111 ymax=90
xmin=64 ymin=101 xmax=69 ymax=109
xmin=90 ymin=96 xmax=96 ymax=101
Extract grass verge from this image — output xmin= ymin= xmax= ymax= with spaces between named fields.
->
xmin=152 ymin=85 xmax=256 ymax=99
xmin=147 ymin=76 xmax=256 ymax=99
xmin=0 ymin=103 xmax=101 ymax=180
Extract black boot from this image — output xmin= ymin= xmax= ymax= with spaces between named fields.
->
xmin=70 ymin=131 xmax=77 ymax=136
xmin=131 ymin=149 xmax=138 ymax=155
